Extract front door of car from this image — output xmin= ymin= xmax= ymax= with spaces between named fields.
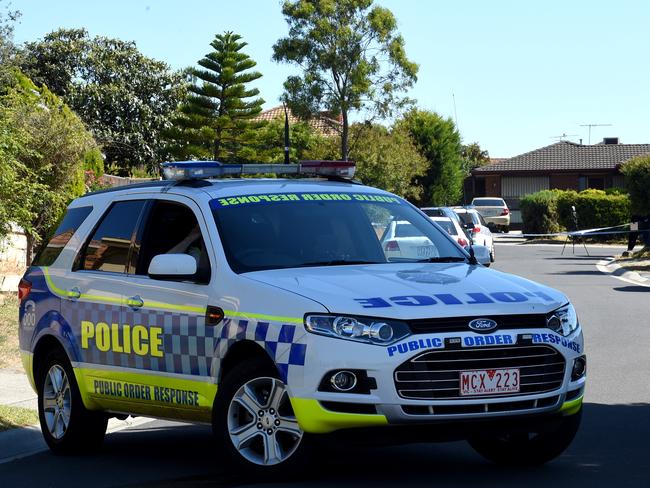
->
xmin=113 ymin=194 xmax=216 ymax=420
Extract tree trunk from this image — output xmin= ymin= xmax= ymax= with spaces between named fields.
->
xmin=341 ymin=110 xmax=349 ymax=161
xmin=25 ymin=233 xmax=35 ymax=267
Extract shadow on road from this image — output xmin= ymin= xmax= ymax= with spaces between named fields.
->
xmin=1 ymin=405 xmax=647 ymax=488
xmin=613 ymin=286 xmax=650 ymax=293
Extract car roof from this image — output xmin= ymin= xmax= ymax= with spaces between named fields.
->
xmin=76 ymin=178 xmax=391 ymax=206
xmin=430 ymin=216 xmax=452 ymax=221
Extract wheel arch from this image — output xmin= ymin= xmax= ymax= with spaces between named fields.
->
xmin=32 ymin=334 xmax=71 ymax=389
xmin=218 ymin=340 xmax=279 ymax=383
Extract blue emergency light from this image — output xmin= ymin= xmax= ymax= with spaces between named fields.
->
xmin=161 ymin=160 xmax=356 ymax=181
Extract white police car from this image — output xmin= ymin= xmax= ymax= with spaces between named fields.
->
xmin=18 ymin=161 xmax=585 ymax=472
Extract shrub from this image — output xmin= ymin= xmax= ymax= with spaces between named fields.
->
xmin=621 ymin=156 xmax=650 ymax=215
xmin=520 ymin=190 xmax=562 ymax=235
xmin=556 ymin=189 xmax=630 ymax=231
xmin=521 ymin=189 xmax=630 ymax=237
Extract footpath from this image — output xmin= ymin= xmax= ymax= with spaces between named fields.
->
xmin=0 ymin=368 xmax=154 ymax=464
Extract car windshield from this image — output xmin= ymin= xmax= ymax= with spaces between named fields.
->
xmin=473 ymin=198 xmax=505 ymax=207
xmin=211 ymin=191 xmax=466 ymax=273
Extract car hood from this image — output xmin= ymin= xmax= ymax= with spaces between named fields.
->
xmin=244 ymin=263 xmax=566 ymax=319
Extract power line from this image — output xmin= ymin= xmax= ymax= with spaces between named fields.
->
xmin=579 ymin=123 xmax=612 ymax=144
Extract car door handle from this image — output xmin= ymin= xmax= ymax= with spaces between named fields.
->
xmin=126 ymin=295 xmax=144 ymax=309
xmin=67 ymin=287 xmax=81 ymax=300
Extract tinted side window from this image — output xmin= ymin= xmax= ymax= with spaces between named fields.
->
xmin=33 ymin=206 xmax=93 ymax=267
xmin=136 ymin=200 xmax=211 ymax=283
xmin=80 ymin=201 xmax=146 ymax=273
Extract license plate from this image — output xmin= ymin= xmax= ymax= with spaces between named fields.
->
xmin=417 ymin=245 xmax=436 ymax=257
xmin=482 ymin=209 xmax=498 ymax=216
xmin=460 ymin=368 xmax=520 ymax=396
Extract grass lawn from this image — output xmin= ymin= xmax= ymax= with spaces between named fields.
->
xmin=0 ymin=404 xmax=39 ymax=432
xmin=0 ymin=293 xmax=21 ymax=369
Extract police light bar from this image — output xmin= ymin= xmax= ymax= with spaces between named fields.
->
xmin=161 ymin=160 xmax=356 ymax=181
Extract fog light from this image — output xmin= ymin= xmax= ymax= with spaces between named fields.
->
xmin=330 ymin=371 xmax=357 ymax=392
xmin=572 ymin=356 xmax=587 ymax=380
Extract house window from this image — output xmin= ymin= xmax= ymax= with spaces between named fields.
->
xmin=579 ymin=176 xmax=605 ymax=191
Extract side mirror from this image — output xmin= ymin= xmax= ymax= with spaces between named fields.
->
xmin=148 ymin=254 xmax=197 ymax=281
xmin=471 ymin=245 xmax=491 ymax=266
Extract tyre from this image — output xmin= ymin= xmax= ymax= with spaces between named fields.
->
xmin=468 ymin=410 xmax=582 ymax=466
xmin=37 ymin=348 xmax=108 ymax=454
xmin=213 ymin=358 xmax=309 ymax=475
xmin=503 ymin=226 xmax=510 ymax=233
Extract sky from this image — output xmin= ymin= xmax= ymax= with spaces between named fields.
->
xmin=11 ymin=0 xmax=650 ymax=158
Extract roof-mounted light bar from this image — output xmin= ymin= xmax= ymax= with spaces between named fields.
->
xmin=161 ymin=160 xmax=356 ymax=181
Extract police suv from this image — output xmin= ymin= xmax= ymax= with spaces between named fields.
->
xmin=18 ymin=161 xmax=585 ymax=472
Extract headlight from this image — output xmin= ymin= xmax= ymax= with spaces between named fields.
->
xmin=304 ymin=314 xmax=410 ymax=345
xmin=546 ymin=303 xmax=579 ymax=336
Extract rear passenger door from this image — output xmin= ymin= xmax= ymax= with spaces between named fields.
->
xmin=63 ymin=199 xmax=147 ymax=378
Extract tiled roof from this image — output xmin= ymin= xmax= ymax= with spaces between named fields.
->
xmin=254 ymin=105 xmax=341 ymax=137
xmin=474 ymin=141 xmax=650 ymax=173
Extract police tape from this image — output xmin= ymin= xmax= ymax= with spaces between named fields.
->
xmin=508 ymin=222 xmax=643 ymax=238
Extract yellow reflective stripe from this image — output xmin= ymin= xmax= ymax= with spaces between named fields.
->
xmin=43 ymin=267 xmax=122 ymax=304
xmin=560 ymin=395 xmax=583 ymax=416
xmin=143 ymin=300 xmax=206 ymax=314
xmin=224 ymin=309 xmax=303 ymax=325
xmin=74 ymin=367 xmax=218 ymax=411
xmin=290 ymin=398 xmax=388 ymax=433
xmin=43 ymin=267 xmax=303 ymax=322
xmin=20 ymin=350 xmax=36 ymax=392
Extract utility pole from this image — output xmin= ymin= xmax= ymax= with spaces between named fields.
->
xmin=580 ymin=123 xmax=612 ymax=144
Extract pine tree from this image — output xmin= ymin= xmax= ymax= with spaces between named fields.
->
xmin=167 ymin=32 xmax=264 ymax=162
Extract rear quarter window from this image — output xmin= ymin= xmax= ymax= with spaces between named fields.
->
xmin=32 ymin=206 xmax=93 ymax=267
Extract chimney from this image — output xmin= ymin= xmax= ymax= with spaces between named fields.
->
xmin=602 ymin=137 xmax=619 ymax=145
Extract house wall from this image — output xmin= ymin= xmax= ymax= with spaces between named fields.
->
xmin=550 ymin=173 xmax=579 ymax=190
xmin=483 ymin=175 xmax=501 ymax=197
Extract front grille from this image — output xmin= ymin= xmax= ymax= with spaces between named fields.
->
xmin=395 ymin=345 xmax=565 ymax=400
xmin=407 ymin=314 xmax=547 ymax=334
xmin=402 ymin=395 xmax=560 ymax=416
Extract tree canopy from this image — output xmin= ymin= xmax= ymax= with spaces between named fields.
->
xmin=347 ymin=124 xmax=428 ymax=200
xmin=461 ymin=142 xmax=490 ymax=175
xmin=22 ymin=28 xmax=185 ymax=174
xmin=1 ymin=70 xmax=97 ymax=262
xmin=397 ymin=110 xmax=464 ymax=206
xmin=166 ymin=31 xmax=265 ymax=162
xmin=273 ymin=0 xmax=418 ymax=160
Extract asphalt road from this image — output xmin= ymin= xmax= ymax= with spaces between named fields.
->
xmin=2 ymin=243 xmax=649 ymax=487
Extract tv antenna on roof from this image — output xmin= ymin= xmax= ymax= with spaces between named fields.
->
xmin=580 ymin=123 xmax=612 ymax=144
xmin=550 ymin=133 xmax=578 ymax=141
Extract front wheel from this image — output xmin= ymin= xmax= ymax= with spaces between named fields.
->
xmin=37 ymin=349 xmax=107 ymax=454
xmin=213 ymin=358 xmax=308 ymax=474
xmin=469 ymin=410 xmax=582 ymax=465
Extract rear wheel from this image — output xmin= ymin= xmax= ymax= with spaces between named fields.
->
xmin=37 ymin=348 xmax=107 ymax=454
xmin=469 ymin=410 xmax=581 ymax=465
xmin=213 ymin=358 xmax=308 ymax=475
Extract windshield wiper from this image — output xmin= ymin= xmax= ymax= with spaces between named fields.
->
xmin=416 ymin=256 xmax=467 ymax=263
xmin=297 ymin=259 xmax=384 ymax=268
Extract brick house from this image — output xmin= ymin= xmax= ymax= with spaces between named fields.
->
xmin=469 ymin=139 xmax=650 ymax=225
xmin=254 ymin=105 xmax=341 ymax=138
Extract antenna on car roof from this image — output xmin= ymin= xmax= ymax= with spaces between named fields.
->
xmin=283 ymin=102 xmax=290 ymax=164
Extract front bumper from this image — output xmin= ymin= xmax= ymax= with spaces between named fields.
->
xmin=289 ymin=329 xmax=585 ymax=434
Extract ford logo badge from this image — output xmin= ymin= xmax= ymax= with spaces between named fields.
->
xmin=468 ymin=318 xmax=498 ymax=333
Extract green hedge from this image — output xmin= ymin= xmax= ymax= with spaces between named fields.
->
xmin=621 ymin=156 xmax=650 ymax=215
xmin=521 ymin=189 xmax=630 ymax=235
xmin=520 ymin=190 xmax=563 ymax=235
